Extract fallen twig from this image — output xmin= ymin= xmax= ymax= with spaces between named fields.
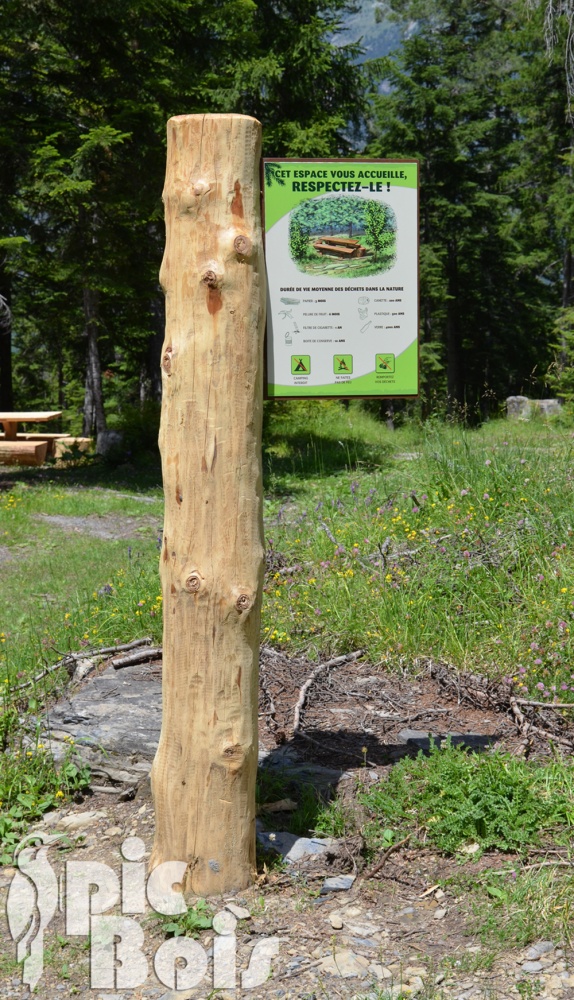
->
xmin=293 ymin=650 xmax=364 ymax=734
xmin=516 ymin=699 xmax=574 ymax=709
xmin=364 ymin=835 xmax=411 ymax=879
xmin=111 ymin=647 xmax=162 ymax=669
xmin=519 ymin=860 xmax=574 ymax=872
xmin=509 ymin=696 xmax=532 ymax=756
xmin=3 ymin=636 xmax=155 ymax=695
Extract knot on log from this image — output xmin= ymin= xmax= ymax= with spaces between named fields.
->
xmin=233 ymin=234 xmax=252 ymax=257
xmin=193 ymin=179 xmax=210 ymax=197
xmin=201 ymin=269 xmax=220 ymax=289
xmin=235 ymin=594 xmax=252 ymax=612
xmin=185 ymin=573 xmax=203 ymax=593
xmin=162 ymin=347 xmax=173 ymax=375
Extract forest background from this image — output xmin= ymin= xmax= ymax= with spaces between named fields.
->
xmin=1 ymin=0 xmax=574 ymax=440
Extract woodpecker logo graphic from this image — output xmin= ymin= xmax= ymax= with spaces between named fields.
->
xmin=7 ymin=834 xmax=281 ymax=991
xmin=7 ymin=835 xmax=59 ymax=990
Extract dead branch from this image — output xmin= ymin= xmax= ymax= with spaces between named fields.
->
xmin=519 ymin=860 xmax=574 ymax=872
xmin=111 ymin=647 xmax=162 ymax=669
xmin=364 ymin=835 xmax=411 ymax=879
xmin=516 ymin=699 xmax=574 ymax=709
xmin=4 ymin=636 xmax=155 ymax=695
xmin=293 ymin=650 xmax=364 ymax=733
xmin=509 ymin=696 xmax=532 ymax=756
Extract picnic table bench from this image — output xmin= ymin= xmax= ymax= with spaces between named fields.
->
xmin=0 ymin=411 xmax=69 ymax=465
xmin=313 ymin=236 xmax=367 ymax=259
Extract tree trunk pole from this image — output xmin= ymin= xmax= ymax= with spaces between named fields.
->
xmin=150 ymin=114 xmax=265 ymax=894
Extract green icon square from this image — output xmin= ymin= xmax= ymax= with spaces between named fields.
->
xmin=376 ymin=353 xmax=395 ymax=373
xmin=333 ymin=354 xmax=353 ymax=375
xmin=291 ymin=355 xmax=311 ymax=375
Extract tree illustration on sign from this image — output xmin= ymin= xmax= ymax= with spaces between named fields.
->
xmin=288 ymin=195 xmax=396 ymax=277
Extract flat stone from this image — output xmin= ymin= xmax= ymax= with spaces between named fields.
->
xmin=526 ymin=942 xmax=555 ymax=960
xmin=545 ymin=974 xmax=564 ymax=992
xmin=317 ymin=949 xmax=370 ymax=978
xmin=460 ymin=842 xmax=481 ymax=855
xmin=407 ymin=976 xmax=425 ymax=989
xmin=348 ymin=937 xmax=379 ymax=949
xmin=434 ymin=908 xmax=447 ymax=919
xmin=369 ymin=964 xmax=393 ymax=981
xmin=225 ymin=902 xmax=251 ymax=920
xmin=345 ymin=921 xmax=381 ymax=936
xmin=104 ymin=825 xmax=123 ymax=837
xmin=521 ymin=961 xmax=544 ymax=973
xmin=56 ymin=810 xmax=107 ymax=832
xmin=406 ymin=966 xmax=428 ymax=977
xmin=329 ymin=913 xmax=344 ymax=930
xmin=257 ymin=830 xmax=336 ymax=862
xmin=44 ymin=662 xmax=163 ymax=762
xmin=320 ymin=875 xmax=356 ymax=894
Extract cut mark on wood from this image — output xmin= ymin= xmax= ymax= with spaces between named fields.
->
xmin=231 ymin=179 xmax=244 ymax=218
xmin=207 ymin=286 xmax=222 ymax=315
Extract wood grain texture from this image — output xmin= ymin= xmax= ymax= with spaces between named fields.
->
xmin=0 ymin=440 xmax=48 ymax=464
xmin=150 ymin=114 xmax=265 ymax=893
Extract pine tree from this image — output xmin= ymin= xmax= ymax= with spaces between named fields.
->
xmin=368 ymin=0 xmax=550 ymax=412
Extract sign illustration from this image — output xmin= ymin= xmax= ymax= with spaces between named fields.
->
xmin=263 ymin=158 xmax=419 ymax=398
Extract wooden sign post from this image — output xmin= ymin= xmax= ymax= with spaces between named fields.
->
xmin=150 ymin=114 xmax=265 ymax=894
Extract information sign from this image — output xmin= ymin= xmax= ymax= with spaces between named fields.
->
xmin=263 ymin=158 xmax=419 ymax=398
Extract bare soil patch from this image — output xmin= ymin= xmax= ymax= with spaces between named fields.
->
xmin=34 ymin=512 xmax=160 ymax=541
xmin=2 ymin=652 xmax=573 ymax=998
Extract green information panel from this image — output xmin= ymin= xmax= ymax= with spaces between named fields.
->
xmin=263 ymin=158 xmax=419 ymax=398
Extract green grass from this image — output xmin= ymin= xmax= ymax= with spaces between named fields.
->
xmin=0 ymin=737 xmax=91 ymax=862
xmin=0 ymin=479 xmax=163 ymax=694
xmin=357 ymin=740 xmax=574 ymax=948
xmin=261 ymin=402 xmax=574 ymax=700
xmin=455 ymin=863 xmax=574 ymax=949
xmin=2 ymin=402 xmax=574 ymax=876
xmin=361 ymin=741 xmax=574 ymax=855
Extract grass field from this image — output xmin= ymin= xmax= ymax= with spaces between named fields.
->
xmin=1 ymin=401 xmax=574 ymax=941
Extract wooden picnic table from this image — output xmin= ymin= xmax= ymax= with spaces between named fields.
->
xmin=0 ymin=411 xmax=63 ymax=440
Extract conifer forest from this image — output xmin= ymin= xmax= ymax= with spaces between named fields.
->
xmin=1 ymin=0 xmax=574 ymax=429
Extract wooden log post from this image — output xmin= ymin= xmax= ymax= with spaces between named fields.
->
xmin=150 ymin=114 xmax=265 ymax=894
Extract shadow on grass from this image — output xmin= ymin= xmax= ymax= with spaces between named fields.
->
xmin=0 ymin=453 xmax=162 ymax=492
xmin=0 ymin=426 xmax=389 ymax=495
xmin=263 ymin=430 xmax=391 ymax=490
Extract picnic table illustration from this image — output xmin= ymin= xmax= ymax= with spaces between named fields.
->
xmin=312 ymin=236 xmax=368 ymax=259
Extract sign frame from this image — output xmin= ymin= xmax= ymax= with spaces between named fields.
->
xmin=262 ymin=157 xmax=420 ymax=400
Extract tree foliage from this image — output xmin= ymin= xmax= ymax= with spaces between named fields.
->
xmin=3 ymin=0 xmax=574 ymax=424
xmin=0 ymin=0 xmax=367 ymax=431
xmin=369 ymin=0 xmax=558 ymax=413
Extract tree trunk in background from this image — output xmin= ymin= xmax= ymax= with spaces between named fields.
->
xmin=150 ymin=113 xmax=265 ymax=894
xmin=561 ymin=246 xmax=573 ymax=365
xmin=82 ymin=287 xmax=106 ymax=436
xmin=0 ymin=275 xmax=14 ymax=411
xmin=147 ymin=298 xmax=165 ymax=401
xmin=446 ymin=242 xmax=462 ymax=409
